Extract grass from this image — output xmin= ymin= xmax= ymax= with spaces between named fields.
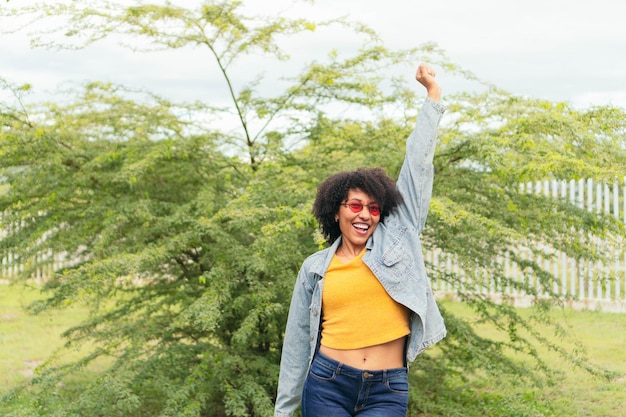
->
xmin=0 ymin=283 xmax=93 ymax=392
xmin=439 ymin=298 xmax=626 ymax=417
xmin=1 ymin=284 xmax=625 ymax=416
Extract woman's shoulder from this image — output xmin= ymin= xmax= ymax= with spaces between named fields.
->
xmin=373 ymin=215 xmax=418 ymax=250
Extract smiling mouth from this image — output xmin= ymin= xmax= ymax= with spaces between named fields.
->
xmin=353 ymin=223 xmax=370 ymax=233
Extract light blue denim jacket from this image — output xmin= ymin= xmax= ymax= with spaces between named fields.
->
xmin=274 ymin=98 xmax=447 ymax=417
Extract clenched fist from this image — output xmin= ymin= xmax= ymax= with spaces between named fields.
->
xmin=415 ymin=63 xmax=441 ymax=102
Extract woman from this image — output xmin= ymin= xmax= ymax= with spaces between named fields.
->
xmin=274 ymin=64 xmax=446 ymax=417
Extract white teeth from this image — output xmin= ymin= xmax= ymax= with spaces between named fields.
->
xmin=353 ymin=224 xmax=369 ymax=230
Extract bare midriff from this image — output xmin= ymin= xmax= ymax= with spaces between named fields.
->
xmin=319 ymin=336 xmax=406 ymax=370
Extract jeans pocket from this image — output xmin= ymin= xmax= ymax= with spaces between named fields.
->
xmin=386 ymin=374 xmax=409 ymax=394
xmin=309 ymin=360 xmax=336 ymax=381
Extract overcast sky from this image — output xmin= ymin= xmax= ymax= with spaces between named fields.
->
xmin=1 ymin=0 xmax=626 ymax=109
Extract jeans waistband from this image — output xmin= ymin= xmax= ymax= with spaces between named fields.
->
xmin=313 ymin=351 xmax=407 ymax=382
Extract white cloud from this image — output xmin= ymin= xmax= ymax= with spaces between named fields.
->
xmin=1 ymin=0 xmax=625 ymax=109
xmin=572 ymin=89 xmax=626 ymax=109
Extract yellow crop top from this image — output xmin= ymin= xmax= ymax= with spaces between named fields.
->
xmin=321 ymin=249 xmax=410 ymax=350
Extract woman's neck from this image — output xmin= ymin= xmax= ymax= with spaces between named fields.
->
xmin=336 ymin=243 xmax=365 ymax=261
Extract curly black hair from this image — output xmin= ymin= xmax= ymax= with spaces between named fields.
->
xmin=312 ymin=167 xmax=403 ymax=244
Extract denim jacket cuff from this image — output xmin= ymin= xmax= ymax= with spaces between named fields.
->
xmin=425 ymin=96 xmax=446 ymax=114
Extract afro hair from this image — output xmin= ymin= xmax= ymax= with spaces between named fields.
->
xmin=312 ymin=167 xmax=403 ymax=244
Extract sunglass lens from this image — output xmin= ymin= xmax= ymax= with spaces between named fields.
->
xmin=348 ymin=202 xmax=363 ymax=212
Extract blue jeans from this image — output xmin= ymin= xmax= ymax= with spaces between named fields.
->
xmin=301 ymin=352 xmax=409 ymax=417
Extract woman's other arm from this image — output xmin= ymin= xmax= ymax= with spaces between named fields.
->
xmin=393 ymin=64 xmax=445 ymax=232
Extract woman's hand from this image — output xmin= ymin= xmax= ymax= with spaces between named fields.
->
xmin=415 ymin=64 xmax=441 ymax=102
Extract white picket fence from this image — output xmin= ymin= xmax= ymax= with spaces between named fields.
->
xmin=0 ymin=213 xmax=81 ymax=283
xmin=2 ymin=178 xmax=626 ymax=312
xmin=428 ymin=177 xmax=626 ymax=312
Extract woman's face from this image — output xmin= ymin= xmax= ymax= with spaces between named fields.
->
xmin=335 ymin=188 xmax=380 ymax=250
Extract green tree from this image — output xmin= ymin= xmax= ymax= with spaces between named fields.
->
xmin=1 ymin=1 xmax=625 ymax=417
xmin=0 ymin=1 xmax=450 ymax=416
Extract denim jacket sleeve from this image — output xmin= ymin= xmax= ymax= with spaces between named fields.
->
xmin=395 ymin=97 xmax=446 ymax=233
xmin=274 ymin=256 xmax=319 ymax=417
xmin=390 ymin=97 xmax=447 ymax=358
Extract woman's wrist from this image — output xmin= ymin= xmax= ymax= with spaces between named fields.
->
xmin=427 ymin=85 xmax=441 ymax=102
